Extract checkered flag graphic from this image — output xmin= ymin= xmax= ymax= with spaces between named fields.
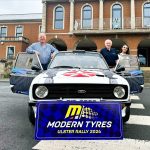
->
xmin=80 ymin=106 xmax=98 ymax=119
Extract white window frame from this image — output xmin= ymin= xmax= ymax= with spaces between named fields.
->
xmin=110 ymin=2 xmax=124 ymax=29
xmin=81 ymin=3 xmax=93 ymax=29
xmin=15 ymin=25 xmax=24 ymax=37
xmin=53 ymin=5 xmax=65 ymax=30
xmin=0 ymin=26 xmax=8 ymax=37
xmin=142 ymin=1 xmax=150 ymax=28
xmin=6 ymin=46 xmax=15 ymax=60
xmin=39 ymin=25 xmax=42 ymax=33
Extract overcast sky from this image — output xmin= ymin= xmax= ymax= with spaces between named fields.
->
xmin=0 ymin=0 xmax=42 ymax=14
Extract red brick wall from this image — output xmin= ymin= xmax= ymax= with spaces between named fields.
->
xmin=135 ymin=0 xmax=145 ymax=17
xmin=103 ymin=0 xmax=130 ymax=18
xmin=0 ymin=22 xmax=41 ymax=44
xmin=46 ymin=2 xmax=70 ymax=33
xmin=45 ymin=0 xmax=149 ymax=56
xmin=0 ymin=22 xmax=41 ymax=59
xmin=0 ymin=0 xmax=150 ymax=60
xmin=0 ymin=41 xmax=28 ymax=59
xmin=74 ymin=1 xmax=99 ymax=19
xmin=23 ymin=23 xmax=41 ymax=44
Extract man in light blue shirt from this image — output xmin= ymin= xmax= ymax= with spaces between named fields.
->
xmin=26 ymin=33 xmax=58 ymax=70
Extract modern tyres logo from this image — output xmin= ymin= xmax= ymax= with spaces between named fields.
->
xmin=65 ymin=105 xmax=98 ymax=120
xmin=35 ymin=102 xmax=123 ymax=140
xmin=65 ymin=105 xmax=82 ymax=119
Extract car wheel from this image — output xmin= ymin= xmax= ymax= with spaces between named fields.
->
xmin=28 ymin=105 xmax=35 ymax=125
xmin=123 ymin=106 xmax=130 ymax=123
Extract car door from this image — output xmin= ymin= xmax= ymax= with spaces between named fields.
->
xmin=115 ymin=55 xmax=144 ymax=94
xmin=10 ymin=52 xmax=43 ymax=95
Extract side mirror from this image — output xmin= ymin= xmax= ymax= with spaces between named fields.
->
xmin=31 ymin=64 xmax=41 ymax=71
xmin=115 ymin=65 xmax=125 ymax=72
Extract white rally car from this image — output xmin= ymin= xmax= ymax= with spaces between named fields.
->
xmin=10 ymin=50 xmax=144 ymax=125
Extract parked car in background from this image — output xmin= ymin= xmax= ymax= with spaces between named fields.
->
xmin=115 ymin=55 xmax=144 ymax=94
xmin=138 ymin=54 xmax=146 ymax=66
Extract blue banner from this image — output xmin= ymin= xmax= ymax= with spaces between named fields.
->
xmin=35 ymin=101 xmax=123 ymax=140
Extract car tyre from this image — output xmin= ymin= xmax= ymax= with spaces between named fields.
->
xmin=28 ymin=105 xmax=35 ymax=125
xmin=123 ymin=106 xmax=130 ymax=123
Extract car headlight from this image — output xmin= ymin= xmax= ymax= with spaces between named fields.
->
xmin=35 ymin=86 xmax=48 ymax=98
xmin=113 ymin=86 xmax=125 ymax=98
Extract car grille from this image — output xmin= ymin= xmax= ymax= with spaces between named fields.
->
xmin=33 ymin=84 xmax=128 ymax=100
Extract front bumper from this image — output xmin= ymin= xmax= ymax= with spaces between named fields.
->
xmin=29 ymin=99 xmax=131 ymax=118
xmin=29 ymin=99 xmax=131 ymax=107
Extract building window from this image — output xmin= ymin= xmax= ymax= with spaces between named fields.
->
xmin=16 ymin=26 xmax=23 ymax=37
xmin=143 ymin=2 xmax=150 ymax=27
xmin=82 ymin=5 xmax=92 ymax=29
xmin=112 ymin=4 xmax=122 ymax=29
xmin=7 ymin=47 xmax=15 ymax=60
xmin=39 ymin=25 xmax=42 ymax=33
xmin=54 ymin=6 xmax=64 ymax=29
xmin=0 ymin=26 xmax=7 ymax=37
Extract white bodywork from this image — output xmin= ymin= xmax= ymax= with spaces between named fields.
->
xmin=29 ymin=69 xmax=130 ymax=118
xmin=29 ymin=69 xmax=130 ymax=102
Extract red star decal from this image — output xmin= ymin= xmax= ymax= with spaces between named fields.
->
xmin=63 ymin=70 xmax=96 ymax=77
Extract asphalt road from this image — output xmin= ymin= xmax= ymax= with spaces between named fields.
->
xmin=0 ymin=82 xmax=150 ymax=150
xmin=0 ymin=82 xmax=38 ymax=150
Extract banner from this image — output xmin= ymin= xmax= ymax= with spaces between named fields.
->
xmin=35 ymin=101 xmax=123 ymax=140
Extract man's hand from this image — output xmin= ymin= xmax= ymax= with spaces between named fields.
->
xmin=34 ymin=51 xmax=40 ymax=56
xmin=51 ymin=53 xmax=55 ymax=59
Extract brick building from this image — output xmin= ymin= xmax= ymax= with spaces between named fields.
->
xmin=0 ymin=13 xmax=42 ymax=60
xmin=0 ymin=0 xmax=150 ymax=67
xmin=41 ymin=0 xmax=150 ymax=67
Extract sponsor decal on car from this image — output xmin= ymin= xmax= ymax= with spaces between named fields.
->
xmin=35 ymin=102 xmax=123 ymax=140
xmin=63 ymin=70 xmax=96 ymax=77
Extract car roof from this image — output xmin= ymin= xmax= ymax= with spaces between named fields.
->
xmin=57 ymin=50 xmax=100 ymax=55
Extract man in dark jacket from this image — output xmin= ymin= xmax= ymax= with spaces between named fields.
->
xmin=100 ymin=39 xmax=118 ymax=67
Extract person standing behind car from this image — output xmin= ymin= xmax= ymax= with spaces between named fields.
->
xmin=26 ymin=33 xmax=58 ymax=70
xmin=100 ymin=39 xmax=118 ymax=68
xmin=116 ymin=44 xmax=130 ymax=69
xmin=118 ymin=44 xmax=129 ymax=60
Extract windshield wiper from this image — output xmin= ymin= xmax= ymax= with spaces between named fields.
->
xmin=52 ymin=66 xmax=80 ymax=69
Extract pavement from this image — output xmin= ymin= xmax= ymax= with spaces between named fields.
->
xmin=0 ymin=78 xmax=9 ymax=82
xmin=0 ymin=82 xmax=150 ymax=150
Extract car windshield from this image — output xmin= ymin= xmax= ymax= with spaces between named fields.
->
xmin=49 ymin=52 xmax=109 ymax=70
xmin=116 ymin=55 xmax=139 ymax=71
xmin=15 ymin=53 xmax=42 ymax=69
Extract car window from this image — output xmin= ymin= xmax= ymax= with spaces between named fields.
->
xmin=117 ymin=55 xmax=139 ymax=71
xmin=138 ymin=54 xmax=146 ymax=66
xmin=15 ymin=53 xmax=42 ymax=69
xmin=49 ymin=52 xmax=109 ymax=70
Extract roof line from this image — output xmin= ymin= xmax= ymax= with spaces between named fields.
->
xmin=0 ymin=13 xmax=42 ymax=16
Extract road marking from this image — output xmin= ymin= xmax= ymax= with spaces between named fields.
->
xmin=145 ymin=87 xmax=150 ymax=89
xmin=0 ymin=86 xmax=9 ymax=89
xmin=127 ymin=115 xmax=150 ymax=126
xmin=32 ymin=139 xmax=150 ymax=150
xmin=130 ymin=103 xmax=145 ymax=109
xmin=130 ymin=95 xmax=140 ymax=100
